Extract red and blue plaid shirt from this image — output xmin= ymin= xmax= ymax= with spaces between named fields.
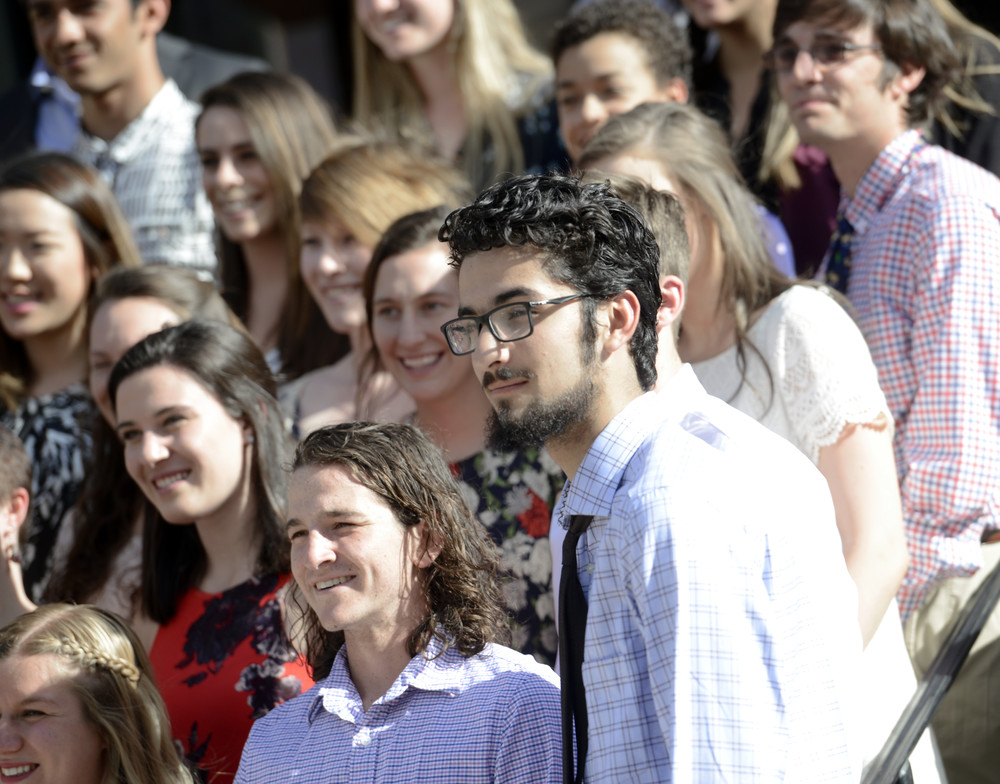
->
xmin=823 ymin=130 xmax=1000 ymax=621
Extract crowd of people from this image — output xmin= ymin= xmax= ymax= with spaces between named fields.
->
xmin=1 ymin=0 xmax=999 ymax=782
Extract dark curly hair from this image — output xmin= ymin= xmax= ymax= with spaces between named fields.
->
xmin=440 ymin=172 xmax=661 ymax=391
xmin=551 ymin=0 xmax=692 ymax=89
xmin=773 ymin=0 xmax=960 ymax=126
xmin=288 ymin=422 xmax=511 ymax=679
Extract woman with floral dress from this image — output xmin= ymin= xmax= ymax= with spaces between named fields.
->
xmin=108 ymin=320 xmax=312 ymax=783
xmin=0 ymin=152 xmax=138 ymax=601
xmin=362 ymin=207 xmax=564 ymax=665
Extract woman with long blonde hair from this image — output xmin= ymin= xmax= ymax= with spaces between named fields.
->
xmin=351 ymin=0 xmax=563 ymax=189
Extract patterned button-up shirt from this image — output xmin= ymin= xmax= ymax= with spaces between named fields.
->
xmin=235 ymin=636 xmax=562 ymax=783
xmin=822 ymin=130 xmax=1000 ymax=620
xmin=74 ymin=79 xmax=216 ymax=276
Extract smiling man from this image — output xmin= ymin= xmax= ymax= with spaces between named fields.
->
xmin=771 ymin=3 xmax=1000 ymax=779
xmin=22 ymin=0 xmax=214 ymax=274
xmin=235 ymin=422 xmax=562 ymax=784
xmin=441 ymin=172 xmax=862 ymax=782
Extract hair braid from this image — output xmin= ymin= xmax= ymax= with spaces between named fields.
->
xmin=53 ymin=637 xmax=141 ymax=686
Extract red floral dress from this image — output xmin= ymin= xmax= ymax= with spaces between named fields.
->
xmin=149 ymin=572 xmax=313 ymax=783
xmin=451 ymin=446 xmax=565 ymax=666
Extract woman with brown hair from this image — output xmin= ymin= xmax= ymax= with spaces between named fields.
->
xmin=0 ymin=152 xmax=138 ymax=603
xmin=284 ymin=138 xmax=470 ymax=437
xmin=196 ymin=71 xmax=345 ymax=383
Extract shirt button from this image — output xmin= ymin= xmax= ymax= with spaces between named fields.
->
xmin=354 ymin=728 xmax=371 ymax=747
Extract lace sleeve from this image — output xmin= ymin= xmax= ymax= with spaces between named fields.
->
xmin=775 ymin=286 xmax=891 ymax=463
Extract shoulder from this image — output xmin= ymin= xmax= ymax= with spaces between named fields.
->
xmin=456 ymin=645 xmax=561 ymax=710
xmin=244 ymin=680 xmax=322 ymax=741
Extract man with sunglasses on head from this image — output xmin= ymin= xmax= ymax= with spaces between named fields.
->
xmin=441 ymin=172 xmax=862 ymax=783
xmin=771 ymin=3 xmax=1000 ymax=780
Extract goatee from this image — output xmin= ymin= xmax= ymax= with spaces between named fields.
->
xmin=485 ymin=376 xmax=597 ymax=451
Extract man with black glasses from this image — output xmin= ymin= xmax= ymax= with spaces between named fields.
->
xmin=441 ymin=172 xmax=862 ymax=783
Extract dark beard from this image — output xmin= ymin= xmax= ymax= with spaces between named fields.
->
xmin=485 ymin=375 xmax=597 ymax=451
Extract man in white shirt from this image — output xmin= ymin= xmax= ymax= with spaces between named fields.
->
xmin=24 ymin=0 xmax=215 ymax=275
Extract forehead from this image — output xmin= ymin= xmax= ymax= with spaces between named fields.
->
xmin=115 ymin=363 xmax=217 ymax=415
xmin=557 ymin=32 xmax=653 ymax=83
xmin=288 ymin=462 xmax=396 ymax=522
xmin=778 ymin=17 xmax=876 ymax=44
xmin=374 ymin=243 xmax=455 ymax=296
xmin=457 ymin=246 xmax=571 ymax=311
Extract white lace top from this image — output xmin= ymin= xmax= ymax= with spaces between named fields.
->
xmin=692 ymin=285 xmax=890 ymax=465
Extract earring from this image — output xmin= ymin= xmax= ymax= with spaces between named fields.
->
xmin=245 ymin=433 xmax=255 ymax=445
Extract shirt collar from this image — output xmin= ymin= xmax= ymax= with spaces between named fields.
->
xmin=560 ymin=365 xmax=703 ymax=521
xmin=308 ymin=635 xmax=464 ymax=725
xmin=843 ymin=129 xmax=925 ymax=234
xmin=75 ymin=79 xmax=185 ymax=164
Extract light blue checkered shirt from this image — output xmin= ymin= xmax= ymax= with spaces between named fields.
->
xmin=557 ymin=367 xmax=862 ymax=782
xmin=235 ymin=635 xmax=562 ymax=783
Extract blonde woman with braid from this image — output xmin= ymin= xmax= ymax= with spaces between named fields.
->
xmin=0 ymin=603 xmax=195 ymax=784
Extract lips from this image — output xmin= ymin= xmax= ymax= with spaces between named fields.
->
xmin=315 ymin=575 xmax=352 ymax=591
xmin=398 ymin=353 xmax=441 ymax=370
xmin=152 ymin=469 xmax=191 ymax=491
xmin=0 ymin=764 xmax=38 ymax=781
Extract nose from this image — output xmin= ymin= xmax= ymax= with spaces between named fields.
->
xmin=397 ymin=308 xmax=427 ymax=346
xmin=214 ymin=155 xmax=243 ymax=188
xmin=0 ymin=248 xmax=31 ymax=282
xmin=305 ymin=529 xmax=336 ymax=568
xmin=364 ymin=0 xmax=399 ymax=14
xmin=141 ymin=431 xmax=170 ymax=466
xmin=473 ymin=322 xmax=510 ymax=368
xmin=0 ymin=719 xmax=24 ymax=754
xmin=790 ymin=47 xmax=822 ymax=83
xmin=580 ymin=93 xmax=608 ymax=124
xmin=52 ymin=9 xmax=86 ymax=47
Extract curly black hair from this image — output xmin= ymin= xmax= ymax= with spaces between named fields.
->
xmin=551 ymin=0 xmax=692 ymax=89
xmin=440 ymin=172 xmax=661 ymax=391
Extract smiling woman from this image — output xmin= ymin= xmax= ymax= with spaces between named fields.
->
xmin=0 ymin=603 xmax=196 ymax=784
xmin=107 ymin=320 xmax=312 ymax=784
xmin=196 ymin=72 xmax=345 ymax=384
xmin=0 ymin=152 xmax=139 ymax=604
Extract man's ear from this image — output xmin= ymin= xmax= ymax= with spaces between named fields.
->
xmin=601 ymin=289 xmax=642 ymax=356
xmin=891 ymin=63 xmax=926 ymax=100
xmin=136 ymin=0 xmax=170 ymax=37
xmin=412 ymin=520 xmax=444 ymax=569
xmin=656 ymin=274 xmax=684 ymax=334
xmin=655 ymin=77 xmax=689 ymax=106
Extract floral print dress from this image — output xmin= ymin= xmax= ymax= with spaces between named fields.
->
xmin=149 ymin=572 xmax=313 ymax=783
xmin=451 ymin=445 xmax=566 ymax=666
xmin=1 ymin=383 xmax=94 ymax=602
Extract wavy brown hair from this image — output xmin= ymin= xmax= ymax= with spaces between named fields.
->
xmin=288 ymin=421 xmax=510 ymax=679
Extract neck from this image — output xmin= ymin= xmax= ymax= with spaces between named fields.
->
xmin=414 ymin=373 xmax=490 ymax=462
xmin=195 ymin=465 xmax=260 ymax=593
xmin=546 ymin=368 xmax=643 ymax=481
xmin=826 ymin=128 xmax=905 ymax=197
xmin=0 ymin=557 xmax=35 ymax=627
xmin=343 ymin=612 xmax=427 ymax=711
xmin=652 ymin=337 xmax=685 ymax=393
xmin=23 ymin=314 xmax=89 ymax=398
xmin=242 ymin=234 xmax=290 ymax=354
xmin=80 ymin=60 xmax=165 ymax=141
xmin=675 ymin=245 xmax=737 ymax=363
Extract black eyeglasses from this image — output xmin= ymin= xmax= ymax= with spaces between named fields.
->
xmin=440 ymin=294 xmax=592 ymax=356
xmin=764 ymin=41 xmax=882 ymax=72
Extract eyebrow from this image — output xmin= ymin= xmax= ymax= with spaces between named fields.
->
xmin=115 ymin=405 xmax=187 ymax=432
xmin=284 ymin=509 xmax=366 ymax=533
xmin=557 ymin=72 xmax=622 ymax=90
xmin=457 ymin=286 xmax=539 ymax=318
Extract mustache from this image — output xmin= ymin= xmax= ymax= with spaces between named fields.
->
xmin=482 ymin=366 xmax=533 ymax=390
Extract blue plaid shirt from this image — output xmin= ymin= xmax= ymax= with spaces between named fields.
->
xmin=235 ymin=636 xmax=562 ymax=783
xmin=557 ymin=368 xmax=862 ymax=782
